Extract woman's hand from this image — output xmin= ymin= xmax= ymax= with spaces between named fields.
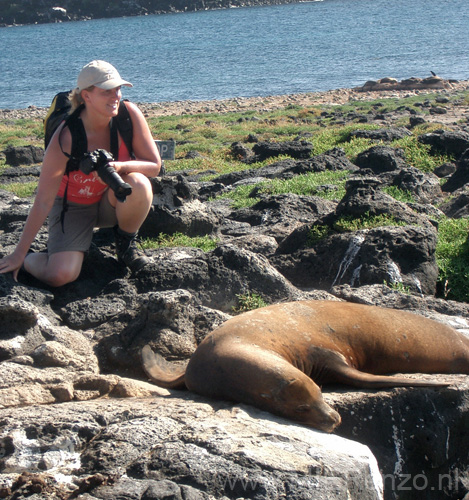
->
xmin=108 ymin=161 xmax=127 ymax=175
xmin=0 ymin=250 xmax=25 ymax=281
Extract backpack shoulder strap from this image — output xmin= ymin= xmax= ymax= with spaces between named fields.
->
xmin=111 ymin=99 xmax=134 ymax=160
xmin=59 ymin=104 xmax=87 ymax=172
xmin=57 ymin=104 xmax=87 ymax=232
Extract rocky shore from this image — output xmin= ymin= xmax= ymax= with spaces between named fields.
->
xmin=1 ymin=81 xmax=469 ymax=500
xmin=139 ymin=79 xmax=469 ymax=119
xmin=3 ymin=79 xmax=469 ymax=121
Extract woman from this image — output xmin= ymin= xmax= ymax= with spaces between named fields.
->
xmin=0 ymin=60 xmax=161 ymax=286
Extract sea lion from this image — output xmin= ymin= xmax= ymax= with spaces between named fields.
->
xmin=141 ymin=300 xmax=469 ymax=432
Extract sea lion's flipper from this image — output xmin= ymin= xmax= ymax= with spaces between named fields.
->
xmin=328 ymin=362 xmax=450 ymax=389
xmin=141 ymin=345 xmax=187 ymax=389
xmin=312 ymin=347 xmax=450 ymax=389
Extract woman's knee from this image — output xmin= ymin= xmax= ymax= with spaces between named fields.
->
xmin=43 ymin=253 xmax=83 ymax=287
xmin=44 ymin=266 xmax=80 ymax=287
xmin=127 ymin=173 xmax=153 ymax=198
xmin=126 ymin=172 xmax=151 ymax=189
xmin=109 ymin=173 xmax=152 ymax=209
xmin=127 ymin=172 xmax=153 ymax=205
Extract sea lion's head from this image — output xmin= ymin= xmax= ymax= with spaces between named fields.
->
xmin=270 ymin=377 xmax=341 ymax=432
xmin=293 ymin=400 xmax=341 ymax=433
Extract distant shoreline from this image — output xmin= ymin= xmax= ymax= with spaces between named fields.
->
xmin=1 ymin=81 xmax=468 ymax=121
xmin=0 ymin=0 xmax=302 ymax=28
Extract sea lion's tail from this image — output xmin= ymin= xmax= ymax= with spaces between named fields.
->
xmin=141 ymin=345 xmax=187 ymax=389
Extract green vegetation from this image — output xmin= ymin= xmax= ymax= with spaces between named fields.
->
xmin=307 ymin=212 xmax=411 ymax=244
xmin=435 ymin=217 xmax=469 ymax=302
xmin=382 ymin=186 xmax=415 ymax=203
xmin=216 ymin=170 xmax=350 ymax=209
xmin=259 ymin=170 xmax=349 ymax=200
xmin=0 ymin=181 xmax=37 ymax=197
xmin=0 ymin=119 xmax=43 ymax=148
xmin=308 ymin=225 xmax=332 ymax=244
xmin=0 ymin=118 xmax=44 ymax=172
xmin=215 ymin=184 xmax=261 ymax=209
xmin=232 ymin=292 xmax=268 ymax=313
xmin=332 ymin=212 xmax=409 ymax=232
xmin=383 ymin=280 xmax=412 ymax=294
xmin=393 ymin=134 xmax=454 ymax=173
xmin=1 ymin=89 xmax=469 ymax=301
xmin=141 ymin=232 xmax=218 ymax=252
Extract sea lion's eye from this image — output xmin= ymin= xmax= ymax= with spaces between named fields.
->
xmin=295 ymin=404 xmax=310 ymax=412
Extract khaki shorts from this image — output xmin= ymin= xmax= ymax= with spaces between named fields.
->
xmin=47 ymin=195 xmax=118 ymax=255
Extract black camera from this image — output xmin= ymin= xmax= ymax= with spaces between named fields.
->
xmin=79 ymin=149 xmax=132 ymax=203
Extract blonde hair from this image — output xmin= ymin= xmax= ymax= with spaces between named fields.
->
xmin=69 ymin=86 xmax=94 ymax=111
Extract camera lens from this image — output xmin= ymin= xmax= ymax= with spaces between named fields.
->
xmin=97 ymin=163 xmax=132 ymax=202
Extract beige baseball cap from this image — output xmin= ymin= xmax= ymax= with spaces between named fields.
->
xmin=76 ymin=60 xmax=133 ymax=92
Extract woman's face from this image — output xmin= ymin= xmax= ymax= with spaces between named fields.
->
xmin=82 ymin=86 xmax=122 ymax=117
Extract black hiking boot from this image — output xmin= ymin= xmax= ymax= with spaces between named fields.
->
xmin=114 ymin=226 xmax=150 ymax=272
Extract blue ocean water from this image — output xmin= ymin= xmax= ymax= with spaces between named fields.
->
xmin=0 ymin=0 xmax=468 ymax=109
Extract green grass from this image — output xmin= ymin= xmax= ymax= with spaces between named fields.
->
xmin=311 ymin=125 xmax=376 ymax=157
xmin=215 ymin=184 xmax=262 ymax=209
xmin=307 ymin=212 xmax=411 ymax=243
xmin=0 ymin=181 xmax=38 ymax=197
xmin=332 ymin=212 xmax=410 ymax=232
xmin=141 ymin=232 xmax=218 ymax=252
xmin=0 ymin=118 xmax=44 ymax=172
xmin=260 ymin=170 xmax=350 ymax=200
xmin=435 ymin=217 xmax=469 ymax=302
xmin=0 ymin=119 xmax=43 ymax=148
xmin=393 ymin=134 xmax=455 ymax=172
xmin=382 ymin=186 xmax=416 ymax=203
xmin=216 ymin=170 xmax=350 ymax=209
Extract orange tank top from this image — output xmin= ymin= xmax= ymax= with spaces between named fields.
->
xmin=57 ymin=141 xmax=132 ymax=204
